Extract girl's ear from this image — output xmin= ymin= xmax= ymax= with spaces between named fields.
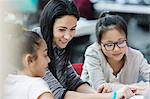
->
xmin=24 ymin=54 xmax=34 ymax=66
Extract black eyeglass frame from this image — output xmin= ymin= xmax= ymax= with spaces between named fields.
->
xmin=101 ymin=40 xmax=127 ymax=51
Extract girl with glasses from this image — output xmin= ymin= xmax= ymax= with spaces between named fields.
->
xmin=81 ymin=11 xmax=150 ymax=94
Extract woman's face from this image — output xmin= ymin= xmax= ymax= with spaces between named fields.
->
xmin=101 ymin=28 xmax=127 ymax=62
xmin=53 ymin=15 xmax=77 ymax=48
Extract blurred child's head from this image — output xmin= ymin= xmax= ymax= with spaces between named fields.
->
xmin=16 ymin=31 xmax=50 ymax=77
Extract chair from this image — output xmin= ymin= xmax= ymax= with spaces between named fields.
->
xmin=72 ymin=63 xmax=83 ymax=76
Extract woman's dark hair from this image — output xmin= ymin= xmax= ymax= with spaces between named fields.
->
xmin=40 ymin=0 xmax=79 ymax=74
xmin=96 ymin=11 xmax=127 ymax=44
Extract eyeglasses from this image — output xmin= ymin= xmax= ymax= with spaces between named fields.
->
xmin=101 ymin=40 xmax=127 ymax=51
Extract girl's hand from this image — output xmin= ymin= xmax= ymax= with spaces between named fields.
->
xmin=116 ymin=86 xmax=135 ymax=99
xmin=129 ymin=85 xmax=145 ymax=95
xmin=97 ymin=83 xmax=112 ymax=93
xmin=116 ymin=85 xmax=144 ymax=99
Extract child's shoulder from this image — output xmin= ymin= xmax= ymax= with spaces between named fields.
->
xmin=6 ymin=74 xmax=44 ymax=84
xmin=128 ymin=47 xmax=143 ymax=57
xmin=86 ymin=42 xmax=101 ymax=52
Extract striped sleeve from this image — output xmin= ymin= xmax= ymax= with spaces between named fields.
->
xmin=43 ymin=69 xmax=67 ymax=99
xmin=66 ymin=63 xmax=89 ymax=90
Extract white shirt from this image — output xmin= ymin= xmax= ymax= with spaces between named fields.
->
xmin=106 ymin=63 xmax=121 ymax=83
xmin=4 ymin=74 xmax=51 ymax=99
xmin=81 ymin=42 xmax=150 ymax=90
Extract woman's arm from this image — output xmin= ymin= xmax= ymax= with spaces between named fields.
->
xmin=76 ymin=83 xmax=96 ymax=93
xmin=39 ymin=92 xmax=55 ymax=99
xmin=43 ymin=69 xmax=67 ymax=99
xmin=64 ymin=85 xmax=139 ymax=99
xmin=66 ymin=62 xmax=90 ymax=91
xmin=64 ymin=91 xmax=113 ymax=99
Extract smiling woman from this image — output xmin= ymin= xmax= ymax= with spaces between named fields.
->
xmin=53 ymin=15 xmax=77 ymax=49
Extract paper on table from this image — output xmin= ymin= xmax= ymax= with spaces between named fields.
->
xmin=129 ymin=95 xmax=144 ymax=99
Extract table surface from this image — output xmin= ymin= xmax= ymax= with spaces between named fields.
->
xmin=94 ymin=3 xmax=150 ymax=14
xmin=129 ymin=95 xmax=144 ymax=99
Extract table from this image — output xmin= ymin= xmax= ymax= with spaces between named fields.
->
xmin=94 ymin=3 xmax=150 ymax=14
xmin=76 ymin=18 xmax=97 ymax=37
xmin=129 ymin=95 xmax=144 ymax=99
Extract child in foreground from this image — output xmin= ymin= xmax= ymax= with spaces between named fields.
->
xmin=4 ymin=31 xmax=54 ymax=99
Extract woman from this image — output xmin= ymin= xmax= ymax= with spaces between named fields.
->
xmin=81 ymin=11 xmax=150 ymax=92
xmin=39 ymin=0 xmax=141 ymax=99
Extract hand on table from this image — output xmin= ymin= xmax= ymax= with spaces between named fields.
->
xmin=117 ymin=85 xmax=145 ymax=99
xmin=97 ymin=83 xmax=112 ymax=93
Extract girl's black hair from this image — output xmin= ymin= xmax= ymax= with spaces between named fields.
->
xmin=40 ymin=0 xmax=79 ymax=76
xmin=96 ymin=11 xmax=127 ymax=44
